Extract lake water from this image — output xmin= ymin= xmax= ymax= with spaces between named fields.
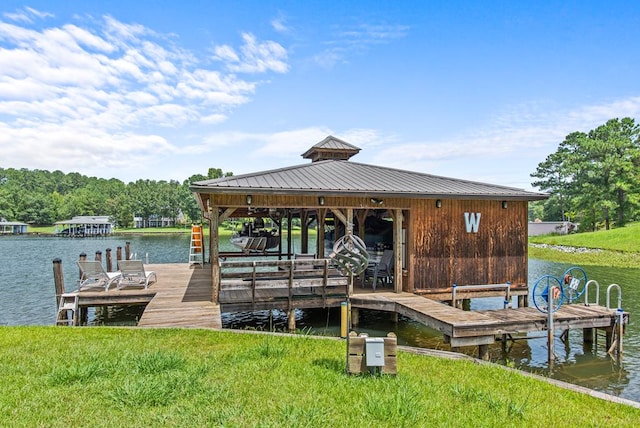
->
xmin=1 ymin=234 xmax=638 ymax=403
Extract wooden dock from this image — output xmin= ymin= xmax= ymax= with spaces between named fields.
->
xmin=351 ymin=292 xmax=628 ymax=353
xmin=73 ymin=263 xmax=221 ymax=329
xmin=66 ymin=263 xmax=627 ymax=359
xmin=137 ymin=264 xmax=221 ymax=328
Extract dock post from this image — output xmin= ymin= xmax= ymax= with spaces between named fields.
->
xmin=340 ymin=302 xmax=348 ymax=337
xmin=583 ymin=328 xmax=594 ymax=353
xmin=518 ymin=295 xmax=527 ymax=308
xmin=618 ymin=309 xmax=624 ymax=358
xmin=478 ymin=344 xmax=489 ymax=361
xmin=53 ymin=258 xmax=66 ymax=321
xmin=547 ymin=307 xmax=555 ymax=369
xmin=351 ymin=308 xmax=359 ymax=327
xmin=125 ymin=242 xmax=131 ymax=260
xmin=287 ymin=308 xmax=296 ymax=332
xmin=78 ymin=253 xmax=86 ymax=279
xmin=105 ymin=248 xmax=113 ymax=272
xmin=117 ymin=246 xmax=122 ymax=262
xmin=95 ymin=250 xmax=102 ymax=262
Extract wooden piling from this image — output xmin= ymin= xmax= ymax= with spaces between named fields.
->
xmin=95 ymin=250 xmax=102 ymax=262
xmin=351 ymin=307 xmax=359 ymax=327
xmin=125 ymin=242 xmax=131 ymax=260
xmin=105 ymin=248 xmax=112 ymax=272
xmin=78 ymin=253 xmax=86 ymax=279
xmin=478 ymin=344 xmax=489 ymax=361
xmin=53 ymin=258 xmax=66 ymax=321
xmin=117 ymin=246 xmax=122 ymax=262
xmin=288 ymin=308 xmax=296 ymax=332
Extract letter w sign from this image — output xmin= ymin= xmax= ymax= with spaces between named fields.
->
xmin=464 ymin=212 xmax=481 ymax=233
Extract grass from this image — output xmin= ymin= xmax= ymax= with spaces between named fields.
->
xmin=529 ymin=222 xmax=640 ymax=268
xmin=0 ymin=327 xmax=638 ymax=427
xmin=529 ymin=222 xmax=640 ymax=252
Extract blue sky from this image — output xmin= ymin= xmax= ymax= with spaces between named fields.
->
xmin=1 ymin=1 xmax=639 ymax=190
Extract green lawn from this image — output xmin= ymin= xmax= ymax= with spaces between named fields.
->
xmin=529 ymin=222 xmax=640 ymax=252
xmin=0 ymin=327 xmax=638 ymax=427
xmin=529 ymin=222 xmax=640 ymax=268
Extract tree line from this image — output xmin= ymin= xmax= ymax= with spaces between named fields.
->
xmin=0 ymin=167 xmax=232 ymax=228
xmin=530 ymin=117 xmax=640 ymax=231
xmin=4 ymin=118 xmax=638 ymax=233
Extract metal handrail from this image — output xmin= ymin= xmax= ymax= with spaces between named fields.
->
xmin=583 ymin=279 xmax=600 ymax=306
xmin=606 ymin=283 xmax=622 ymax=310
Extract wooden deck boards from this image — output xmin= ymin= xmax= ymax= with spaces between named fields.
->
xmin=75 ymin=263 xmax=221 ymax=329
xmin=351 ymin=292 xmax=626 ymax=347
xmin=72 ymin=264 xmax=625 ymax=344
xmin=137 ymin=264 xmax=221 ymax=329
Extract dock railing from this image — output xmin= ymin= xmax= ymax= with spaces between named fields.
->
xmin=451 ymin=282 xmax=511 ymax=309
xmin=219 ymin=258 xmax=347 ymax=309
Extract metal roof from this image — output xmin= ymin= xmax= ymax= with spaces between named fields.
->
xmin=301 ymin=135 xmax=361 ymax=161
xmin=191 ymin=159 xmax=547 ymax=200
xmin=54 ymin=216 xmax=113 ymax=225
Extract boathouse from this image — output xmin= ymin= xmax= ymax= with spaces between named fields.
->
xmin=190 ymin=136 xmax=548 ymax=304
xmin=54 ymin=216 xmax=113 ymax=237
xmin=0 ymin=218 xmax=27 ymax=234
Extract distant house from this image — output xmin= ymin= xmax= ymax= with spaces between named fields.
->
xmin=54 ymin=216 xmax=113 ymax=237
xmin=133 ymin=212 xmax=185 ymax=228
xmin=0 ymin=218 xmax=27 ymax=234
xmin=528 ymin=221 xmax=576 ymax=236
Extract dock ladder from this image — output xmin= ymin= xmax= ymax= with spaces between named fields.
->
xmin=56 ymin=293 xmax=79 ymax=326
xmin=189 ymin=224 xmax=204 ymax=267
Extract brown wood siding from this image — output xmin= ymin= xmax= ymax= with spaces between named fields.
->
xmin=410 ymin=199 xmax=527 ymax=291
xmin=208 ymin=194 xmax=413 ymax=209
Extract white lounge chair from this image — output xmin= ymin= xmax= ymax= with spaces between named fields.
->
xmin=77 ymin=260 xmax=121 ymax=291
xmin=117 ymin=260 xmax=157 ymax=290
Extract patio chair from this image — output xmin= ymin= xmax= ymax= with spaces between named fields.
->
xmin=77 ymin=260 xmax=121 ymax=291
xmin=117 ymin=259 xmax=157 ymax=290
xmin=364 ymin=249 xmax=394 ymax=291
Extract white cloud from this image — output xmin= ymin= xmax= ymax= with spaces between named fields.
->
xmin=3 ymin=6 xmax=53 ymax=24
xmin=213 ymin=32 xmax=289 ymax=73
xmin=0 ymin=12 xmax=290 ymax=180
xmin=271 ymin=14 xmax=292 ymax=34
xmin=313 ymin=23 xmax=409 ymax=68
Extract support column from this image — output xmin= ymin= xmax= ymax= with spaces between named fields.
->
xmin=583 ymin=328 xmax=594 ymax=353
xmin=288 ymin=308 xmax=296 ymax=332
xmin=287 ymin=210 xmax=292 ymax=259
xmin=392 ymin=209 xmax=403 ymax=293
xmin=317 ymin=209 xmax=327 ymax=258
xmin=478 ymin=344 xmax=490 ymax=361
xmin=518 ymin=295 xmax=527 ymax=308
xmin=351 ymin=307 xmax=359 ymax=327
xmin=300 ymin=209 xmax=309 ymax=254
xmin=210 ymin=207 xmax=220 ymax=303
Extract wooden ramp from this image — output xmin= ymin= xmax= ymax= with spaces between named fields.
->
xmin=136 ymin=263 xmax=221 ymax=329
xmin=351 ymin=292 xmax=628 ymax=348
